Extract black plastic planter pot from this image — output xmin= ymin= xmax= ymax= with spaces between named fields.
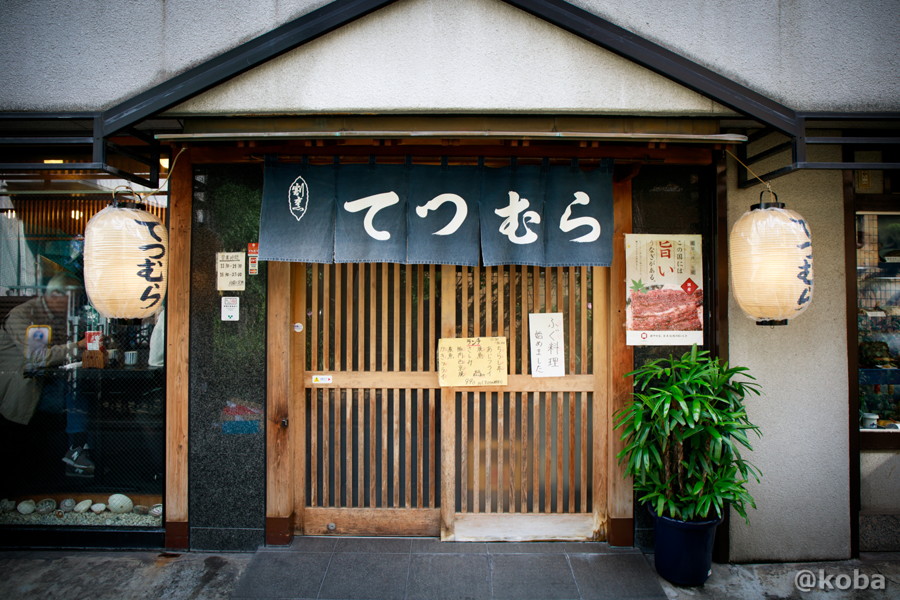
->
xmin=651 ymin=510 xmax=723 ymax=586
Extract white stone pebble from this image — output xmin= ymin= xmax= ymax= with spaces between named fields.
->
xmin=0 ymin=510 xmax=161 ymax=527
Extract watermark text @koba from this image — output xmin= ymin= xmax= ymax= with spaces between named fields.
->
xmin=794 ymin=569 xmax=886 ymax=592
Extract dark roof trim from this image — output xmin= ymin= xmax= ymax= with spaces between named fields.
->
xmin=99 ymin=0 xmax=804 ymax=137
xmin=505 ymin=0 xmax=800 ymax=136
xmin=100 ymin=0 xmax=397 ymax=137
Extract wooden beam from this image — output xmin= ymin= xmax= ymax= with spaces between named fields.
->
xmin=164 ymin=145 xmax=191 ymax=549
xmin=452 ymin=513 xmax=594 ymax=542
xmin=301 ymin=371 xmax=594 ymax=391
xmin=292 ymin=264 xmax=308 ymax=532
xmin=266 ymin=260 xmax=293 ymax=543
xmin=440 ymin=265 xmax=457 ymax=540
xmin=607 ymin=178 xmax=634 ymax=546
xmin=303 ymin=508 xmax=440 ymax=536
xmin=592 ymin=266 xmax=609 ymax=540
xmin=186 ymin=143 xmax=714 ymax=165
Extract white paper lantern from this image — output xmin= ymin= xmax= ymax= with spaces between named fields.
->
xmin=729 ymin=197 xmax=812 ymax=325
xmin=84 ymin=204 xmax=168 ymax=319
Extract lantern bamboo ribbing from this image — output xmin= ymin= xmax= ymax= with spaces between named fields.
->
xmin=729 ymin=201 xmax=813 ymax=325
xmin=84 ymin=204 xmax=169 ymax=319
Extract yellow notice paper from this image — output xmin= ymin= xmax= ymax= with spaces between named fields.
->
xmin=438 ymin=337 xmax=508 ymax=387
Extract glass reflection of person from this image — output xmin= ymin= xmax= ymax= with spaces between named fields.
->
xmin=0 ymin=273 xmax=95 ymax=477
xmin=148 ymin=307 xmax=165 ymax=368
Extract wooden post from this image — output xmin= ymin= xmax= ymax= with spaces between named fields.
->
xmin=607 ymin=177 xmax=634 ymax=546
xmin=592 ymin=266 xmax=609 ymax=539
xmin=292 ymin=264 xmax=308 ymax=534
xmin=266 ymin=260 xmax=293 ymax=544
xmin=164 ymin=146 xmax=191 ymax=549
xmin=439 ymin=265 xmax=457 ymax=539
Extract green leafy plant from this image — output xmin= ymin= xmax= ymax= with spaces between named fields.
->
xmin=614 ymin=345 xmax=762 ymax=523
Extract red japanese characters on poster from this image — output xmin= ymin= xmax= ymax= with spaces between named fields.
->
xmin=625 ymin=234 xmax=703 ymax=346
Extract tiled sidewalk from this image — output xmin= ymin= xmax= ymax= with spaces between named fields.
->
xmin=231 ymin=537 xmax=667 ymax=600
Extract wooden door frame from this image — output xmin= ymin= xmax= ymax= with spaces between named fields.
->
xmin=264 ymin=180 xmax=635 ymax=546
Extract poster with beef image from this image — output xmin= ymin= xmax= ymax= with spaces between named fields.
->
xmin=625 ymin=234 xmax=703 ymax=346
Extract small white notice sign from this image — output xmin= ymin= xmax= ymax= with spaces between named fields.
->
xmin=221 ymin=296 xmax=240 ymax=321
xmin=529 ymin=313 xmax=565 ymax=377
xmin=217 ymin=252 xmax=246 ymax=291
xmin=312 ymin=375 xmax=333 ymax=384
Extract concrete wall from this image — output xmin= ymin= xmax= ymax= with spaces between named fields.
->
xmin=169 ymin=0 xmax=726 ymax=116
xmin=726 ymin=158 xmax=851 ymax=561
xmin=0 ymin=0 xmax=325 ymax=111
xmin=1 ymin=0 xmax=898 ymax=113
xmin=571 ymin=0 xmax=900 ymax=112
xmin=861 ymin=452 xmax=900 ymax=513
xmin=860 ymin=452 xmax=900 ymax=551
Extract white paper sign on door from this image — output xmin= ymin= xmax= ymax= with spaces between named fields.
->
xmin=529 ymin=313 xmax=565 ymax=377
xmin=217 ymin=252 xmax=246 ymax=291
xmin=221 ymin=296 xmax=240 ymax=321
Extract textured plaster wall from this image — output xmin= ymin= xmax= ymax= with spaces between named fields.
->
xmin=726 ymin=155 xmax=851 ymax=562
xmin=570 ymin=0 xmax=900 ymax=112
xmin=1 ymin=0 xmax=898 ymax=113
xmin=861 ymin=452 xmax=900 ymax=513
xmin=0 ymin=0 xmax=326 ymax=111
xmin=169 ymin=0 xmax=724 ymax=115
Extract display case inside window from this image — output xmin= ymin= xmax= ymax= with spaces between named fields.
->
xmin=857 ymin=212 xmax=900 ymax=432
xmin=0 ymin=195 xmax=165 ymax=527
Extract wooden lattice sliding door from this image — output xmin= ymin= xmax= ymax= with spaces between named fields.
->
xmin=293 ymin=262 xmax=608 ymax=539
xmin=440 ymin=266 xmax=607 ymax=541
xmin=296 ymin=263 xmax=442 ymax=536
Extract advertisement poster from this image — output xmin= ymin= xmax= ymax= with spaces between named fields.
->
xmin=625 ymin=234 xmax=703 ymax=346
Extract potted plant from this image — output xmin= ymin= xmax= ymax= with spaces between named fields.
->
xmin=614 ymin=345 xmax=762 ymax=586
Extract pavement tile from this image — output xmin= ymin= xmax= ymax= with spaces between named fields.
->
xmin=484 ymin=542 xmax=571 ymax=554
xmin=317 ymin=551 xmax=411 ymax=600
xmin=406 ymin=553 xmax=491 ymax=600
xmin=411 ymin=538 xmax=488 ymax=554
xmin=563 ymin=542 xmax=641 ymax=555
xmin=569 ymin=553 xmax=668 ymax=600
xmin=231 ymin=551 xmax=331 ymax=599
xmin=490 ymin=553 xmax=580 ymax=600
xmin=333 ymin=537 xmax=413 ymax=554
xmin=284 ymin=536 xmax=339 ymax=553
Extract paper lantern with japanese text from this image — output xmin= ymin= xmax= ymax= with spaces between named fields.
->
xmin=729 ymin=199 xmax=812 ymax=325
xmin=84 ymin=204 xmax=168 ymax=319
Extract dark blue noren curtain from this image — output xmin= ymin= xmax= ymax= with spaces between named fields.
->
xmin=479 ymin=164 xmax=546 ymax=267
xmin=544 ymin=160 xmax=613 ymax=267
xmin=406 ymin=165 xmax=481 ymax=266
xmin=258 ymin=159 xmax=335 ymax=263
xmin=334 ymin=164 xmax=407 ymax=264
xmin=258 ymin=158 xmax=613 ymax=266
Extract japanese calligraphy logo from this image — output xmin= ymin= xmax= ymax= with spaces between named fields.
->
xmin=289 ymin=175 xmax=309 ymax=222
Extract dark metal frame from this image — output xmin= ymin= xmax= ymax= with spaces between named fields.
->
xmin=735 ymin=114 xmax=900 ymax=188
xmin=0 ymin=113 xmax=162 ymax=188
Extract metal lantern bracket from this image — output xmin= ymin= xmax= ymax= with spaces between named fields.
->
xmin=751 ymin=191 xmax=785 ymax=212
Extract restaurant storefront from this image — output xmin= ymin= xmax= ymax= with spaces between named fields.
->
xmin=1 ymin=0 xmax=898 ymax=561
xmin=175 ymin=138 xmax=726 ymax=549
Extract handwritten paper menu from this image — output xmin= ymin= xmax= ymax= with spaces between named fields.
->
xmin=216 ymin=252 xmax=246 ymax=291
xmin=438 ymin=337 xmax=508 ymax=387
xmin=529 ymin=313 xmax=565 ymax=377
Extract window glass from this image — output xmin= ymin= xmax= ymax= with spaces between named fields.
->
xmin=857 ymin=212 xmax=900 ymax=431
xmin=0 ymin=195 xmax=165 ymax=526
